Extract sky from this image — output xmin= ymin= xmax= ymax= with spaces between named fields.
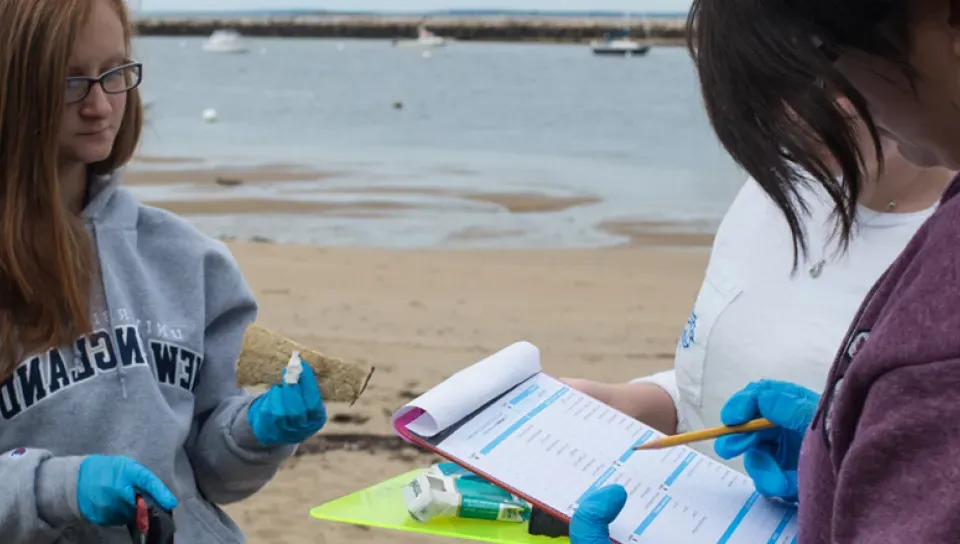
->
xmin=141 ymin=0 xmax=691 ymax=15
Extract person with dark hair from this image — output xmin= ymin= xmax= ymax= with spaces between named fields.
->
xmin=562 ymin=128 xmax=951 ymax=461
xmin=568 ymin=0 xmax=960 ymax=541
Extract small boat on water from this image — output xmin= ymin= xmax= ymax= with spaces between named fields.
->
xmin=202 ymin=29 xmax=250 ymax=54
xmin=393 ymin=26 xmax=448 ymax=48
xmin=590 ymin=30 xmax=650 ymax=57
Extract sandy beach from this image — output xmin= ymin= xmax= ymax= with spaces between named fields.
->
xmin=123 ymin=158 xmax=715 ymax=542
xmin=218 ymin=242 xmax=709 ymax=543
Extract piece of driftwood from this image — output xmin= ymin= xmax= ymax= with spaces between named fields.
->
xmin=237 ymin=324 xmax=374 ymax=405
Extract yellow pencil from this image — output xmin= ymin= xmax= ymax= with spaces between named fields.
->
xmin=633 ymin=418 xmax=777 ymax=451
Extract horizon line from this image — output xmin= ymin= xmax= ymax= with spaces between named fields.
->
xmin=136 ymin=8 xmax=689 ymax=17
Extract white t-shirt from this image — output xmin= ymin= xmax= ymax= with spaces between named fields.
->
xmin=636 ymin=176 xmax=935 ymax=464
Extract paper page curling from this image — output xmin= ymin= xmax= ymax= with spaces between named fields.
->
xmin=391 ymin=341 xmax=542 ymax=439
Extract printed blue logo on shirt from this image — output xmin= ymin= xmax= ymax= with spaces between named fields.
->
xmin=680 ymin=310 xmax=697 ymax=348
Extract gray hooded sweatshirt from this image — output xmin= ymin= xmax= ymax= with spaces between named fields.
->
xmin=0 ymin=170 xmax=297 ymax=542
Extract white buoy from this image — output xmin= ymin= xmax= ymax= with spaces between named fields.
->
xmin=202 ymin=108 xmax=218 ymax=122
xmin=422 ymin=50 xmax=432 ymax=59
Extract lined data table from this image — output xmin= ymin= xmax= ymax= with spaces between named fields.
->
xmin=437 ymin=373 xmax=798 ymax=544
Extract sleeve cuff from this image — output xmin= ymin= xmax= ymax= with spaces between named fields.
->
xmin=36 ymin=456 xmax=84 ymax=528
xmin=228 ymin=400 xmax=297 ymax=459
xmin=230 ymin=401 xmax=270 ymax=451
xmin=630 ymin=369 xmax=681 ymax=413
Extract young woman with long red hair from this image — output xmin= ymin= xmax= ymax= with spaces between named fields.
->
xmin=0 ymin=0 xmax=326 ymax=540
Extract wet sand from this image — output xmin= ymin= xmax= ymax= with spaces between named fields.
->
xmin=151 ymin=198 xmax=423 ymax=216
xmin=598 ymin=219 xmax=717 ymax=248
xmin=125 ymin=160 xmax=716 ymax=248
xmin=124 ymin=164 xmax=331 ymax=186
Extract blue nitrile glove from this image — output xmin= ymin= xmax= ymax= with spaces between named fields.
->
xmin=77 ymin=455 xmax=178 ymax=526
xmin=569 ymin=485 xmax=628 ymax=544
xmin=248 ymin=360 xmax=327 ymax=446
xmin=714 ymin=380 xmax=821 ymax=502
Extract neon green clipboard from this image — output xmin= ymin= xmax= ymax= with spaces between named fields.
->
xmin=309 ymin=469 xmax=569 ymax=543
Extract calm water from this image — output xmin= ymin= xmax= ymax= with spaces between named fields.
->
xmin=131 ymin=36 xmax=746 ymax=248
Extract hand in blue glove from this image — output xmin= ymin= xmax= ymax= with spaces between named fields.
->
xmin=569 ymin=485 xmax=628 ymax=544
xmin=77 ymin=454 xmax=178 ymax=526
xmin=248 ymin=359 xmax=327 ymax=446
xmin=714 ymin=380 xmax=821 ymax=502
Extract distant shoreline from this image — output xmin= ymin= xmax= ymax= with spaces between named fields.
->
xmin=134 ymin=14 xmax=688 ymax=45
xmin=135 ymin=9 xmax=687 ymax=18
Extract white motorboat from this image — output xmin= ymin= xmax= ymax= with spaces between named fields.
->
xmin=393 ymin=26 xmax=448 ymax=48
xmin=590 ymin=30 xmax=650 ymax=56
xmin=202 ymin=29 xmax=250 ymax=54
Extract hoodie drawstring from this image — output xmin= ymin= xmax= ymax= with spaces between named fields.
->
xmin=89 ymin=223 xmax=128 ymax=399
xmin=82 ymin=172 xmax=129 ymax=399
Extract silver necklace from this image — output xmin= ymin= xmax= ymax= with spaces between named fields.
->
xmin=808 ymin=259 xmax=826 ymax=278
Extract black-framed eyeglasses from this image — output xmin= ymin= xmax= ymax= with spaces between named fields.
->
xmin=65 ymin=62 xmax=142 ymax=105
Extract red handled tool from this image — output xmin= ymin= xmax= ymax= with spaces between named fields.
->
xmin=127 ymin=494 xmax=176 ymax=544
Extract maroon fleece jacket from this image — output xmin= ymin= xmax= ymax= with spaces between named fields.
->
xmin=798 ymin=172 xmax=960 ymax=543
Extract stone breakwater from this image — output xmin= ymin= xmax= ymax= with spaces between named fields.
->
xmin=134 ymin=15 xmax=688 ymax=45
